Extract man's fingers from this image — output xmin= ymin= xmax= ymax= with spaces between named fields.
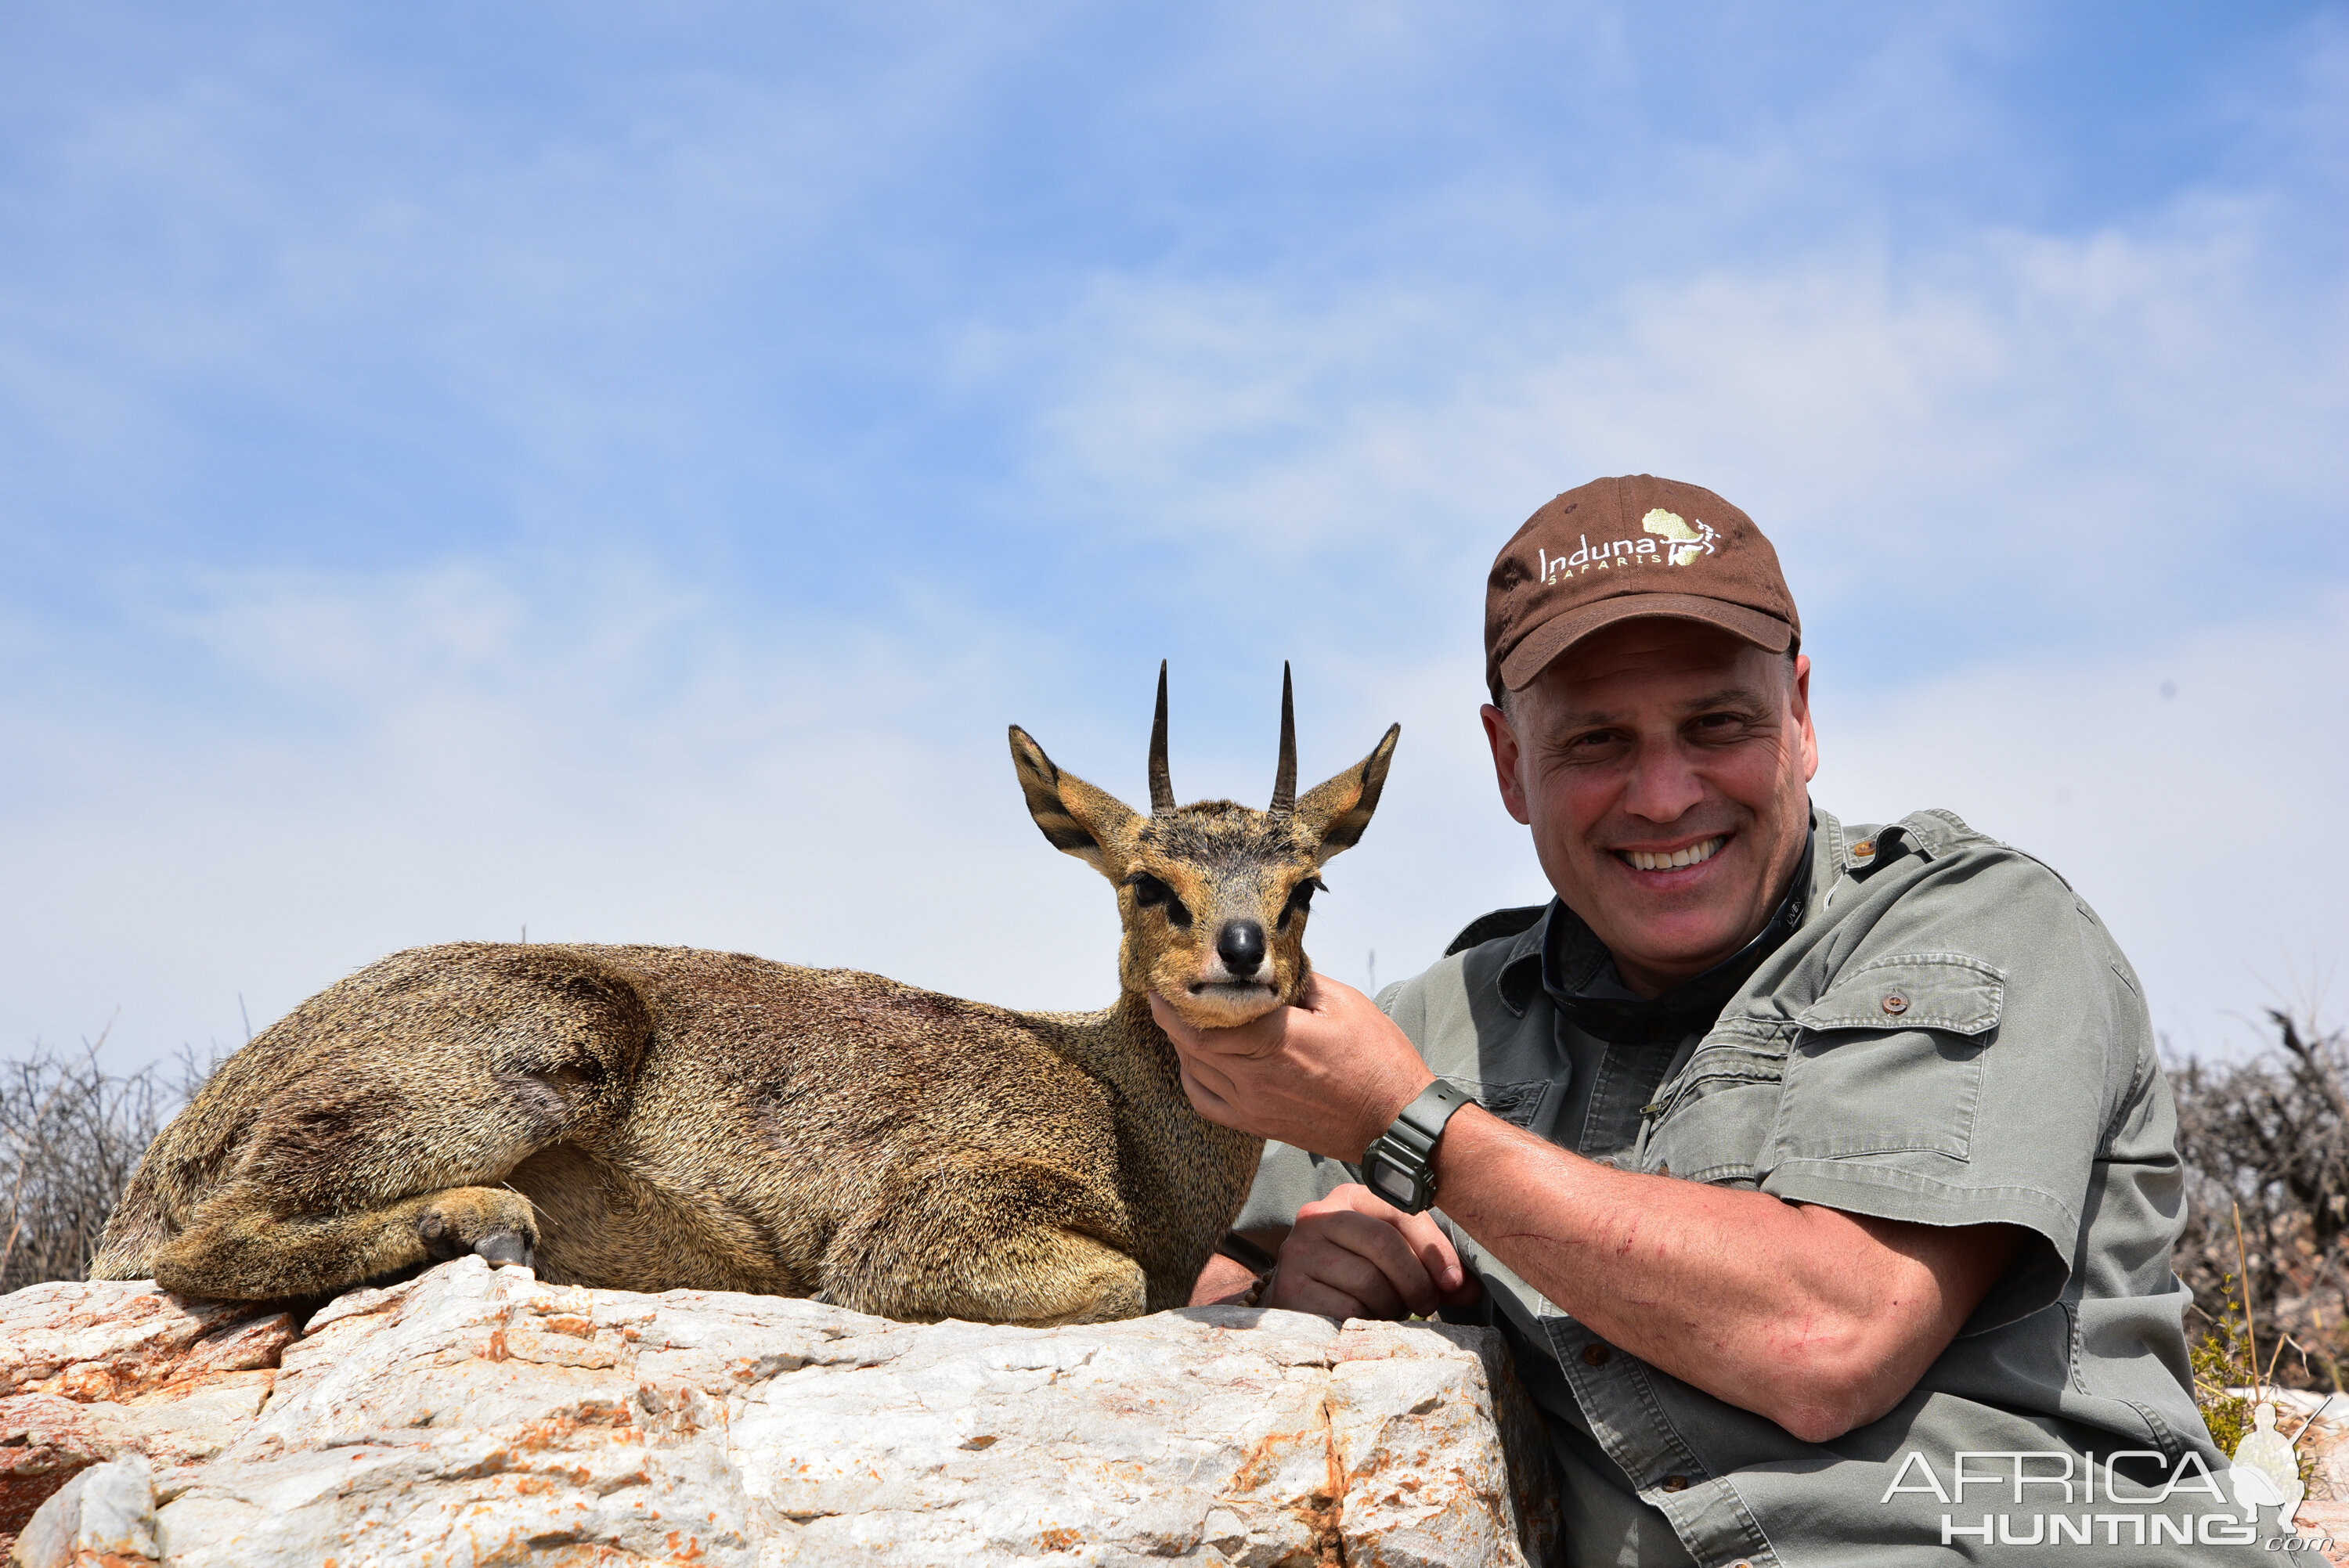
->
xmin=1264 ymin=1268 xmax=1386 ymax=1321
xmin=1283 ymin=1207 xmax=1445 ymax=1317
xmin=1263 ymin=1220 xmax=1412 ymax=1318
xmin=1176 ymin=1062 xmax=1243 ymax=1127
xmin=1438 ymin=1271 xmax=1486 ymax=1308
xmin=1160 ymin=993 xmax=1279 ymax=1130
xmin=1384 ymin=1209 xmax=1480 ymax=1306
xmin=1281 ymin=1253 xmax=1405 ymax=1318
xmin=1146 ymin=989 xmax=1190 ymax=1042
xmin=1317 ymin=1184 xmax=1468 ymax=1293
xmin=1394 ymin=1207 xmax=1469 ymax=1294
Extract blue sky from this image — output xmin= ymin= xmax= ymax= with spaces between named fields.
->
xmin=5 ymin=2 xmax=2345 ymax=1068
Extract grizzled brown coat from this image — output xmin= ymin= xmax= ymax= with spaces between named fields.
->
xmin=92 ymin=669 xmax=1398 ymax=1327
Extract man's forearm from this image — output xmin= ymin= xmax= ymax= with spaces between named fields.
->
xmin=1150 ymin=976 xmax=2012 ymax=1437
xmin=1434 ymin=1105 xmax=2010 ymax=1442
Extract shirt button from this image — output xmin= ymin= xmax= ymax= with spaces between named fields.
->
xmin=1851 ymin=838 xmax=1875 ymax=859
xmin=1881 ymin=992 xmax=1910 ymax=1015
xmin=1728 ymin=1560 xmax=1754 ymax=1568
xmin=1582 ymin=1343 xmax=1611 ymax=1367
xmin=1662 ymin=1474 xmax=1688 ymax=1491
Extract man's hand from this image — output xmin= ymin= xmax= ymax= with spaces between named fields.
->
xmin=1263 ymin=1183 xmax=1483 ymax=1319
xmin=1157 ymin=971 xmax=2016 ymax=1440
xmin=1149 ymin=975 xmax=1434 ymax=1161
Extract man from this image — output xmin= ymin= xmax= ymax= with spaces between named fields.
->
xmin=1167 ymin=476 xmax=2256 ymax=1565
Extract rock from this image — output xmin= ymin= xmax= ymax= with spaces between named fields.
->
xmin=5 ymin=1260 xmax=1559 ymax=1566
xmin=13 ymin=1455 xmax=158 ymax=1568
xmin=0 ymin=1396 xmax=110 ymax=1554
xmin=0 ymin=1283 xmax=294 ymax=1554
xmin=0 ymin=1281 xmax=294 ymax=1407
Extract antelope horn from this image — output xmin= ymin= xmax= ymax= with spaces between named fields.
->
xmin=1149 ymin=660 xmax=1177 ymax=815
xmin=1268 ymin=662 xmax=1297 ymax=818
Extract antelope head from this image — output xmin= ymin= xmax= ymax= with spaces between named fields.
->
xmin=1009 ymin=663 xmax=1400 ymax=1029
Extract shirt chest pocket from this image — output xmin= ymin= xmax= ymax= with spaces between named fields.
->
xmin=1636 ymin=1039 xmax=1789 ymax=1185
xmin=1764 ymin=953 xmax=2005 ymax=1164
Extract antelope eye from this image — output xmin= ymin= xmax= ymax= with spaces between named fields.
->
xmin=1126 ymin=873 xmax=1193 ymax=928
xmin=1279 ymin=876 xmax=1326 ymax=931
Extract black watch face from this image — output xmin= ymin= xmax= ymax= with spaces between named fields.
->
xmin=1369 ymin=1159 xmax=1416 ymax=1207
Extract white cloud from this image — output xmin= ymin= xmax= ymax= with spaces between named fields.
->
xmin=1012 ymin=191 xmax=2344 ymax=654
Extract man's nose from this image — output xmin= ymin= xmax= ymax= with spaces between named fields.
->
xmin=1216 ymin=918 xmax=1267 ymax=978
xmin=1621 ymin=741 xmax=1705 ymax=821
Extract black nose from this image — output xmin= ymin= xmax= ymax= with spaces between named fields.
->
xmin=1217 ymin=919 xmax=1267 ymax=979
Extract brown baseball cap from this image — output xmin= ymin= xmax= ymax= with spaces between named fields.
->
xmin=1484 ymin=474 xmax=1800 ymax=696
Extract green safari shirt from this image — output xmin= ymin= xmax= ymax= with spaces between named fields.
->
xmin=1238 ymin=806 xmax=2268 ymax=1565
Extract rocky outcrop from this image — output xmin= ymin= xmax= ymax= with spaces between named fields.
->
xmin=4 ymin=1259 xmax=1560 ymax=1566
xmin=2 ymin=1278 xmax=295 ymax=1551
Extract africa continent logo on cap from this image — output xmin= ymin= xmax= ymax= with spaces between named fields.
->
xmin=1646 ymin=510 xmax=1717 ymax=567
xmin=1535 ymin=508 xmax=1719 ymax=586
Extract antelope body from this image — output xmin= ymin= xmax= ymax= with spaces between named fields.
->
xmin=92 ymin=669 xmax=1398 ymax=1326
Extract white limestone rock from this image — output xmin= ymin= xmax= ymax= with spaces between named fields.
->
xmin=13 ymin=1454 xmax=159 ymax=1568
xmin=5 ymin=1259 xmax=1558 ymax=1566
xmin=2 ymin=1281 xmax=295 ymax=1559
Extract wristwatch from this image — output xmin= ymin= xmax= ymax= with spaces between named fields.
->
xmin=1361 ymin=1080 xmax=1475 ymax=1213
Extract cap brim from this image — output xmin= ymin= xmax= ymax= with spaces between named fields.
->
xmin=1499 ymin=594 xmax=1794 ymax=691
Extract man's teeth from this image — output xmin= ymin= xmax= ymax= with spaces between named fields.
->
xmin=1623 ymin=837 xmax=1724 ymax=872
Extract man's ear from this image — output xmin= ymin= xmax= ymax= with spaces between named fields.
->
xmin=1481 ymin=702 xmax=1533 ymax=825
xmin=1009 ymin=726 xmax=1143 ymax=878
xmin=1792 ymin=653 xmax=1818 ymax=784
xmin=1292 ymin=724 xmax=1401 ymax=866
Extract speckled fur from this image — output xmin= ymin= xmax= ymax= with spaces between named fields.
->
xmin=92 ymin=697 xmax=1398 ymax=1327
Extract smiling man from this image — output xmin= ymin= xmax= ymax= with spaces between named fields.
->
xmin=1166 ymin=477 xmax=2254 ymax=1565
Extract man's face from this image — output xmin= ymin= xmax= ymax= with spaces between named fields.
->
xmin=1481 ymin=618 xmax=1817 ymax=997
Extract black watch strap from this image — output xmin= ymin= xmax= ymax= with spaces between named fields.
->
xmin=1362 ymin=1080 xmax=1474 ymax=1214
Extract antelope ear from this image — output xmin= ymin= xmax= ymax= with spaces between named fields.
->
xmin=1009 ymin=726 xmax=1143 ymax=878
xmin=1293 ymin=724 xmax=1400 ymax=866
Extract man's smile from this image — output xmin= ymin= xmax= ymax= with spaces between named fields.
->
xmin=1613 ymin=834 xmax=1727 ymax=874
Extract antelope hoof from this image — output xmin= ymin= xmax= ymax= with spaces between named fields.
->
xmin=417 ymin=1209 xmax=468 ymax=1261
xmin=414 ymin=1189 xmax=539 ymax=1266
xmin=474 ymin=1230 xmax=533 ymax=1268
